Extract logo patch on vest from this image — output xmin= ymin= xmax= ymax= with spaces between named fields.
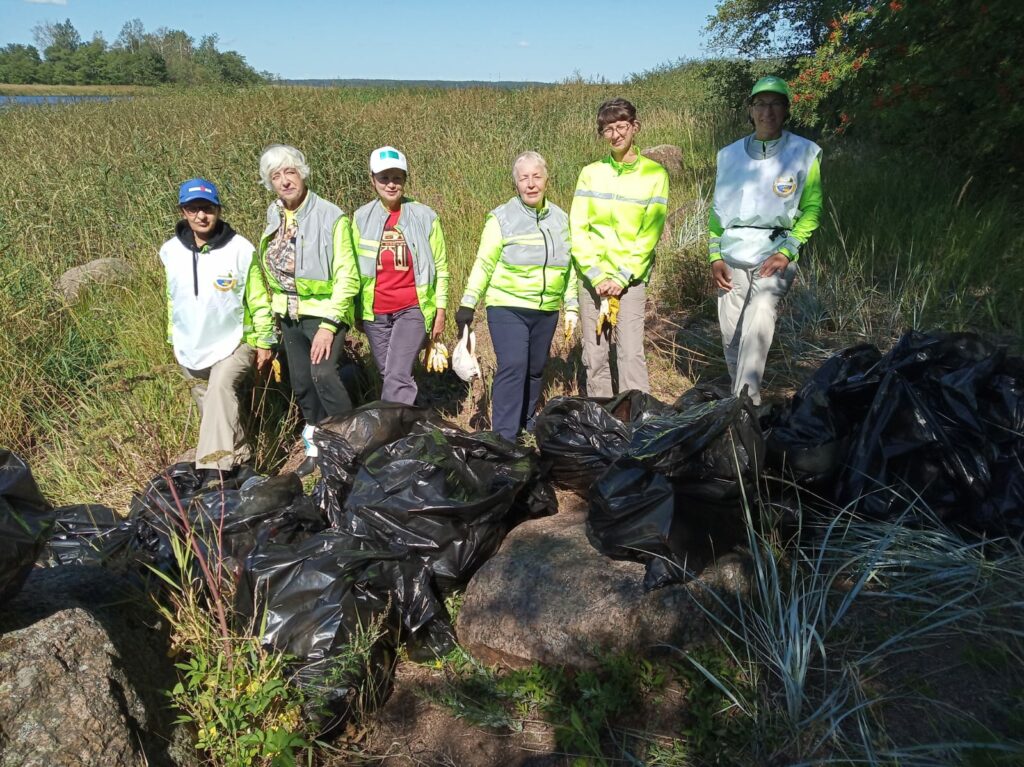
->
xmin=213 ymin=272 xmax=237 ymax=291
xmin=773 ymin=175 xmax=797 ymax=197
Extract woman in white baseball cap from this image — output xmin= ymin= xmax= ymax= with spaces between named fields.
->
xmin=351 ymin=146 xmax=449 ymax=405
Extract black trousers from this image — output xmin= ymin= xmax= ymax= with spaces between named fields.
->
xmin=279 ymin=316 xmax=353 ymax=424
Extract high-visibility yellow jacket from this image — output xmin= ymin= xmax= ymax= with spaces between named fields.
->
xmin=569 ymin=152 xmax=669 ymax=289
xmin=461 ymin=196 xmax=578 ymax=313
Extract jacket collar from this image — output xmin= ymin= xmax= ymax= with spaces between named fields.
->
xmin=745 ymin=131 xmax=789 ymax=160
xmin=603 ymin=148 xmax=642 ymax=174
xmin=175 ymin=219 xmax=236 ymax=251
xmin=514 ymin=194 xmax=549 ymax=219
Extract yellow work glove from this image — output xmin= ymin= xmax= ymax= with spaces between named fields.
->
xmin=607 ymin=296 xmax=620 ymax=327
xmin=271 ymin=357 xmax=282 ymax=383
xmin=596 ymin=297 xmax=621 ymax=337
xmin=425 ymin=340 xmax=449 ymax=373
xmin=563 ymin=311 xmax=579 ymax=343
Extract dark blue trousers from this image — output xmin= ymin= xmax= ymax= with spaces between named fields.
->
xmin=486 ymin=306 xmax=559 ymax=442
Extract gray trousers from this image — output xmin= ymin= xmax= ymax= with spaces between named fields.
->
xmin=579 ymin=281 xmax=649 ymax=397
xmin=181 ymin=343 xmax=254 ymax=470
xmin=717 ymin=262 xmax=797 ymax=405
xmin=364 ymin=305 xmax=427 ymax=405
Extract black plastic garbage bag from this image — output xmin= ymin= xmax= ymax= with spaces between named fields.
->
xmin=237 ymin=531 xmax=452 ymax=732
xmin=535 ymin=390 xmax=673 ymax=492
xmin=0 ymin=449 xmax=55 ymax=603
xmin=129 ymin=465 xmax=327 ymax=581
xmin=339 ymin=422 xmax=547 ymax=594
xmin=312 ymin=402 xmax=432 ymax=526
xmin=627 ymin=394 xmax=764 ymax=493
xmin=832 ymin=331 xmax=1024 ymax=533
xmin=42 ymin=504 xmax=138 ymax=567
xmin=766 ymin=344 xmax=882 ymax=483
xmin=588 ymin=392 xmax=764 ymax=589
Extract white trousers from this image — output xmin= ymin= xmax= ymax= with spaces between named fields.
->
xmin=717 ymin=262 xmax=796 ymax=405
xmin=181 ymin=343 xmax=254 ymax=470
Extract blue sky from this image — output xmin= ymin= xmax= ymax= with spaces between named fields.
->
xmin=2 ymin=0 xmax=721 ymax=82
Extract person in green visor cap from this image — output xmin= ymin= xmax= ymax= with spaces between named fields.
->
xmin=708 ymin=75 xmax=824 ymax=404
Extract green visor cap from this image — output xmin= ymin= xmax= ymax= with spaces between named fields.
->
xmin=750 ymin=76 xmax=791 ymax=100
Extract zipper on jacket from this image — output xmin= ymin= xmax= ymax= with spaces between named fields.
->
xmin=536 ymin=209 xmax=549 ymax=308
xmin=192 ymin=246 xmax=199 ymax=297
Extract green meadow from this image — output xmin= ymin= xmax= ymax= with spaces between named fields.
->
xmin=2 ymin=68 xmax=1021 ymax=508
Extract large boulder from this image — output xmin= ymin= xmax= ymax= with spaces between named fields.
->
xmin=641 ymin=144 xmax=684 ymax=178
xmin=56 ymin=258 xmax=131 ymax=303
xmin=0 ymin=566 xmax=196 ymax=767
xmin=456 ymin=494 xmax=748 ymax=669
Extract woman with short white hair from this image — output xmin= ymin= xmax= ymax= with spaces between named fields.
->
xmin=256 ymin=143 xmax=359 ymax=477
xmin=456 ymin=150 xmax=578 ymax=442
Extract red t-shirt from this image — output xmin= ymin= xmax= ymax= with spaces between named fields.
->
xmin=373 ymin=209 xmax=419 ymax=315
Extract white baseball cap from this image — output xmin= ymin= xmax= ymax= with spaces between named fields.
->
xmin=369 ymin=146 xmax=408 ymax=174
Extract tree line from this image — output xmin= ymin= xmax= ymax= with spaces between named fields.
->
xmin=0 ymin=18 xmax=267 ymax=86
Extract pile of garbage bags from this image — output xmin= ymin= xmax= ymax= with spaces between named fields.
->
xmin=768 ymin=330 xmax=1024 ymax=537
xmin=537 ymin=386 xmax=764 ymax=589
xmin=533 ymin=330 xmax=1024 ymax=592
xmin=6 ymin=403 xmax=551 ymax=731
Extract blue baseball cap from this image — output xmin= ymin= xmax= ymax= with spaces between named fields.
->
xmin=178 ymin=178 xmax=221 ymax=206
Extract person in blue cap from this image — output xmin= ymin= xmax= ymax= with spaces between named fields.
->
xmin=159 ymin=178 xmax=276 ymax=485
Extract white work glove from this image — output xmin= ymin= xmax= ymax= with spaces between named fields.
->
xmin=563 ymin=311 xmax=579 ymax=343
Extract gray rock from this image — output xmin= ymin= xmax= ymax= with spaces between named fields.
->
xmin=641 ymin=144 xmax=684 ymax=178
xmin=56 ymin=258 xmax=131 ymax=303
xmin=456 ymin=498 xmax=748 ymax=669
xmin=0 ymin=566 xmax=197 ymax=767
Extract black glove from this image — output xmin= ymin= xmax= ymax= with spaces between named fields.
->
xmin=455 ymin=306 xmax=474 ymax=335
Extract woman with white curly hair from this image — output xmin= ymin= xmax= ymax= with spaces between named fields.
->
xmin=256 ymin=143 xmax=359 ymax=477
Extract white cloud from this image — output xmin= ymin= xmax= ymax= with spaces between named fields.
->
xmin=25 ymin=0 xmax=69 ymax=5
xmin=518 ymin=40 xmax=530 ymax=48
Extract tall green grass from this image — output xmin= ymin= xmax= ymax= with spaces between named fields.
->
xmin=2 ymin=70 xmax=1020 ymax=505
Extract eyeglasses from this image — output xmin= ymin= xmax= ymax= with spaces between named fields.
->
xmin=601 ymin=121 xmax=635 ymax=137
xmin=751 ymin=100 xmax=787 ymax=110
xmin=182 ymin=203 xmax=217 ymax=216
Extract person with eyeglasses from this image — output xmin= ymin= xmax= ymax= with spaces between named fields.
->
xmin=351 ymin=146 xmax=449 ymax=405
xmin=709 ymin=76 xmax=824 ymax=405
xmin=160 ymin=178 xmax=276 ymax=486
xmin=257 ymin=144 xmax=359 ymax=477
xmin=570 ymin=98 xmax=669 ymax=396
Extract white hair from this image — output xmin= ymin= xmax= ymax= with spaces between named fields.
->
xmin=511 ymin=151 xmax=549 ymax=182
xmin=259 ymin=144 xmax=310 ymax=191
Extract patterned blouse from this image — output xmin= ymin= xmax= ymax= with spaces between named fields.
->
xmin=264 ymin=200 xmax=300 ymax=319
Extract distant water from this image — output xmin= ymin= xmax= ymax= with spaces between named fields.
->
xmin=0 ymin=95 xmax=121 ymax=106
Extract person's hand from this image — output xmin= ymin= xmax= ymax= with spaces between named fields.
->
xmin=255 ymin=348 xmax=274 ymax=373
xmin=759 ymin=252 xmax=791 ymax=278
xmin=431 ymin=308 xmax=446 ymax=341
xmin=596 ymin=279 xmax=623 ymax=297
xmin=455 ymin=306 xmax=474 ymax=336
xmin=711 ymin=260 xmax=733 ymax=291
xmin=310 ymin=328 xmax=335 ymax=364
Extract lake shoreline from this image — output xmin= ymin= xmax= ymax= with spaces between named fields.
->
xmin=0 ymin=83 xmax=155 ymax=96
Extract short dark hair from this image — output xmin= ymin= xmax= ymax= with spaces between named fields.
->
xmin=596 ymin=98 xmax=638 ymax=134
